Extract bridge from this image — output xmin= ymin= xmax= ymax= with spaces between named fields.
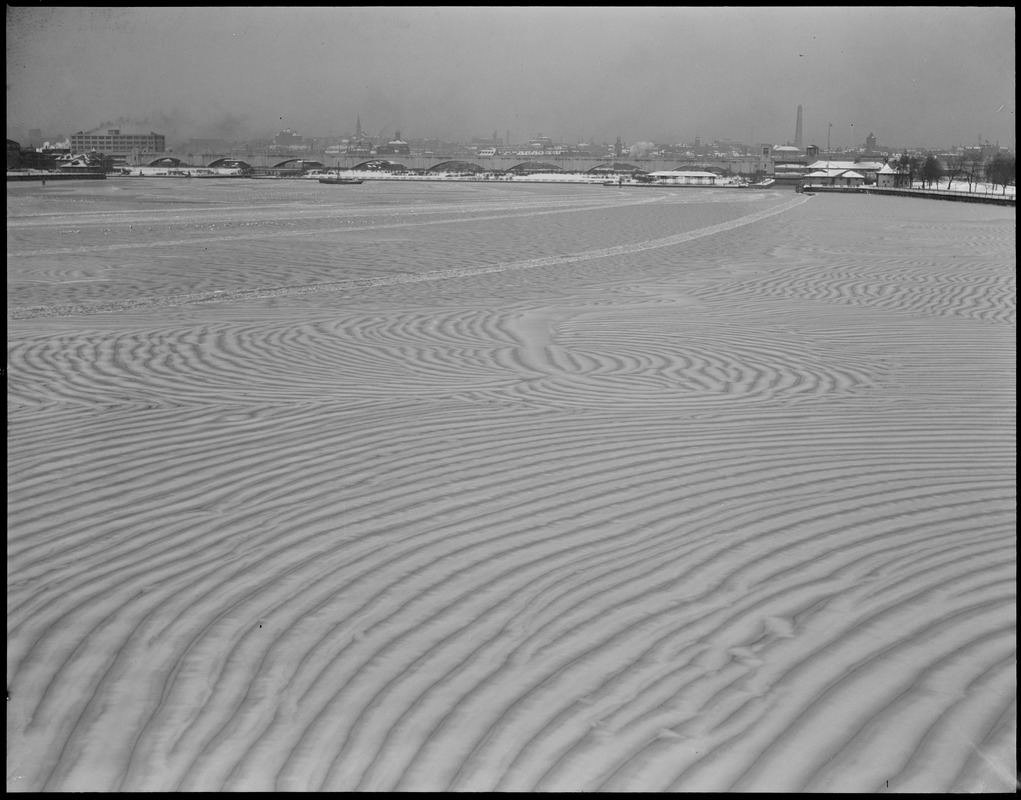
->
xmin=166 ymin=150 xmax=769 ymax=177
xmin=343 ymin=159 xmax=661 ymax=175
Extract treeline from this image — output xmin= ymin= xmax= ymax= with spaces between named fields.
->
xmin=897 ymin=152 xmax=1016 ymax=194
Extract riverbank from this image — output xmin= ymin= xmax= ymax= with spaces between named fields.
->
xmin=7 ymin=170 xmax=106 ymax=181
xmin=807 ymin=185 xmax=1015 ymax=206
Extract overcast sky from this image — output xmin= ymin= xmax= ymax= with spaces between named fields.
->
xmin=6 ymin=6 xmax=1015 ymax=150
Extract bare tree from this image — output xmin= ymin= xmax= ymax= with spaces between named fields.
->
xmin=985 ymin=153 xmax=1016 ymax=196
xmin=921 ymin=154 xmax=942 ymax=189
xmin=942 ymin=153 xmax=967 ymax=190
xmin=898 ymin=154 xmax=920 ymax=187
xmin=962 ymin=150 xmax=985 ymax=192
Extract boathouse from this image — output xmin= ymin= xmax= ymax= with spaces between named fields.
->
xmin=804 ymin=168 xmax=867 ymax=188
xmin=875 ymin=162 xmax=911 ymax=188
xmin=805 ymin=159 xmax=885 ymax=184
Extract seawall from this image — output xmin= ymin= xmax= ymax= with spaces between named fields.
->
xmin=809 ymin=185 xmax=1014 ymax=206
xmin=7 ymin=172 xmax=107 ymax=182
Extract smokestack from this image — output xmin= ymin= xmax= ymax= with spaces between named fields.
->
xmin=795 ymin=105 xmax=804 ymax=150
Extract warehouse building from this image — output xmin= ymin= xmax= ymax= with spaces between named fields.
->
xmin=69 ymin=129 xmax=166 ymax=155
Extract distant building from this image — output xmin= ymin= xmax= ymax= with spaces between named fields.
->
xmin=345 ymin=140 xmax=374 ymax=156
xmin=647 ymin=170 xmax=718 ymax=186
xmin=875 ymin=162 xmax=911 ymax=188
xmin=771 ymin=144 xmax=807 ymax=180
xmin=18 ymin=148 xmax=60 ymax=171
xmin=375 ymin=131 xmax=411 ymax=156
xmin=273 ymin=129 xmax=304 ymax=147
xmin=528 ymin=133 xmax=555 ymax=149
xmin=472 ymin=131 xmax=503 ymax=147
xmin=70 ymin=129 xmax=166 ymax=155
xmin=346 ymin=117 xmax=374 ymax=155
xmin=7 ymin=138 xmax=22 ymax=170
xmin=803 ymin=168 xmax=866 ymax=187
xmin=56 ymin=151 xmax=112 ymax=173
xmin=805 ymin=159 xmax=886 ymax=183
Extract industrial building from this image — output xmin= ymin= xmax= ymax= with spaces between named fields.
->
xmin=69 ymin=129 xmax=166 ymax=155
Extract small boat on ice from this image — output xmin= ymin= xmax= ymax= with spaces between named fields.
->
xmin=319 ymin=168 xmax=363 ymax=185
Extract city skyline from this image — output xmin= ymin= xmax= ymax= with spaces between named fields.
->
xmin=6 ymin=7 xmax=1016 ymax=152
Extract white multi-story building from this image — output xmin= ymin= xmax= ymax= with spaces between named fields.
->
xmin=70 ymin=129 xmax=166 ymax=155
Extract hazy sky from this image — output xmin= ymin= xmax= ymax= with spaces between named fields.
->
xmin=6 ymin=6 xmax=1016 ymax=150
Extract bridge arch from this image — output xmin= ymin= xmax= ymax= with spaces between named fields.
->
xmin=350 ymin=159 xmax=408 ymax=171
xmin=207 ymin=158 xmax=252 ymax=171
xmin=505 ymin=161 xmax=564 ymax=174
xmin=667 ymin=163 xmax=726 ymax=175
xmin=584 ymin=161 xmax=646 ymax=175
xmin=270 ymin=158 xmax=325 ymax=170
xmin=426 ymin=160 xmax=488 ymax=173
xmin=146 ymin=156 xmax=186 ymax=167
